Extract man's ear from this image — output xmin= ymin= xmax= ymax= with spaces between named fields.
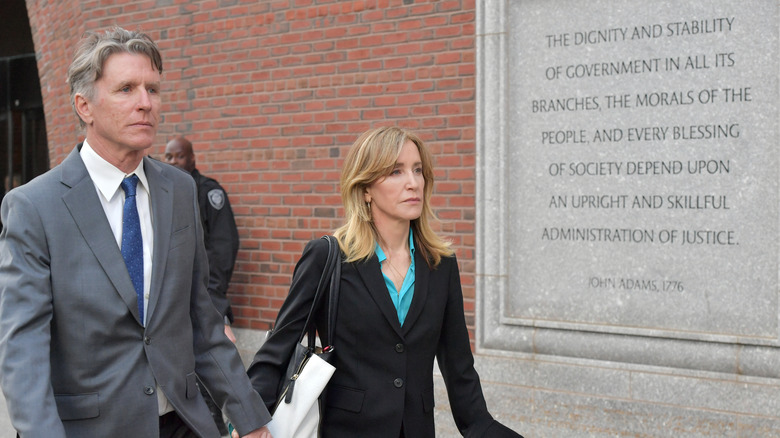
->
xmin=74 ymin=94 xmax=93 ymax=126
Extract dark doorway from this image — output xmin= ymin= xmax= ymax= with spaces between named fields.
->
xmin=0 ymin=0 xmax=49 ymax=228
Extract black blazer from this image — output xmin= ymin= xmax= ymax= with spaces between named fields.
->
xmin=248 ymin=237 xmax=522 ymax=437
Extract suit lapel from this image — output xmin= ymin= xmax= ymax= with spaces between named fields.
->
xmin=142 ymin=157 xmax=173 ymax=322
xmin=355 ymin=256 xmax=405 ymax=338
xmin=401 ymin=249 xmax=429 ymax=335
xmin=60 ymin=146 xmax=144 ymax=325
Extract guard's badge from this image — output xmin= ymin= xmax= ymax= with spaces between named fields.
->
xmin=208 ymin=189 xmax=225 ymax=210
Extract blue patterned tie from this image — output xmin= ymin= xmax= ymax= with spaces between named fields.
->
xmin=120 ymin=175 xmax=144 ymax=323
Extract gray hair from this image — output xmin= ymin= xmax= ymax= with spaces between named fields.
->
xmin=67 ymin=26 xmax=163 ymax=127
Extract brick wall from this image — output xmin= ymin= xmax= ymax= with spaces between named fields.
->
xmin=26 ymin=0 xmax=478 ymax=339
xmin=25 ymin=0 xmax=85 ymax=161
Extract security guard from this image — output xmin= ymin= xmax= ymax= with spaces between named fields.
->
xmin=164 ymin=136 xmax=239 ymax=436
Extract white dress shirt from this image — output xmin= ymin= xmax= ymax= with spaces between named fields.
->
xmin=80 ymin=140 xmax=153 ymax=321
xmin=80 ymin=140 xmax=172 ymax=415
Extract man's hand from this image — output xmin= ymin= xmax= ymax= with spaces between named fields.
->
xmin=224 ymin=324 xmax=237 ymax=343
xmin=234 ymin=425 xmax=272 ymax=438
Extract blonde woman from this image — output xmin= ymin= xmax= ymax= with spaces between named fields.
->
xmin=248 ymin=126 xmax=522 ymax=437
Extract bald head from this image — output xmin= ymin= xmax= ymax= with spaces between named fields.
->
xmin=164 ymin=137 xmax=196 ymax=173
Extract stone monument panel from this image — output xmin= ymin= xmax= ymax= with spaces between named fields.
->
xmin=498 ymin=0 xmax=778 ymax=344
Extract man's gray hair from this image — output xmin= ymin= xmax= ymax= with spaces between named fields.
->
xmin=67 ymin=26 xmax=163 ymax=128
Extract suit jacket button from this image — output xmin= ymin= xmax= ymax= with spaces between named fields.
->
xmin=144 ymin=386 xmax=155 ymax=395
xmin=395 ymin=343 xmax=405 ymax=353
xmin=144 ymin=336 xmax=151 ymax=345
xmin=393 ymin=378 xmax=404 ymax=388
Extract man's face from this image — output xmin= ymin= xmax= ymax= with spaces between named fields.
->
xmin=164 ymin=141 xmax=196 ymax=172
xmin=79 ymin=52 xmax=161 ymax=157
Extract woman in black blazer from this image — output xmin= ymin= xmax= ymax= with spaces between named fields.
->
xmin=247 ymin=126 xmax=522 ymax=437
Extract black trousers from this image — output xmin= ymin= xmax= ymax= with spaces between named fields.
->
xmin=159 ymin=411 xmax=199 ymax=438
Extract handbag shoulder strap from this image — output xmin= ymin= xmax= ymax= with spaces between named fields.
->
xmin=299 ymin=235 xmax=341 ymax=349
xmin=325 ymin=236 xmax=341 ymax=350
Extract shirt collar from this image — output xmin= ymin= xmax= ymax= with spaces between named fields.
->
xmin=375 ymin=229 xmax=416 ymax=263
xmin=80 ymin=140 xmax=150 ymax=201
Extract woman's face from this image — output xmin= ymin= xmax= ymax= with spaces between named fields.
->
xmin=364 ymin=140 xmax=425 ymax=227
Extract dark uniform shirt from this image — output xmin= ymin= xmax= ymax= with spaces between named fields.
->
xmin=191 ymin=168 xmax=239 ymax=323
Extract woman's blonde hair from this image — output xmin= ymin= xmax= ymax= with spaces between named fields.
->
xmin=333 ymin=126 xmax=453 ymax=268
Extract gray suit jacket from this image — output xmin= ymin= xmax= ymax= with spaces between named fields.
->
xmin=0 ymin=145 xmax=270 ymax=437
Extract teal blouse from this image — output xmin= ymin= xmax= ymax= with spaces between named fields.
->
xmin=375 ymin=232 xmax=416 ymax=326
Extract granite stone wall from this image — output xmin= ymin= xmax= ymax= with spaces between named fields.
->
xmin=474 ymin=0 xmax=780 ymax=436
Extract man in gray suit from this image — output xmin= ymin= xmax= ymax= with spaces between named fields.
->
xmin=0 ymin=27 xmax=272 ymax=438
